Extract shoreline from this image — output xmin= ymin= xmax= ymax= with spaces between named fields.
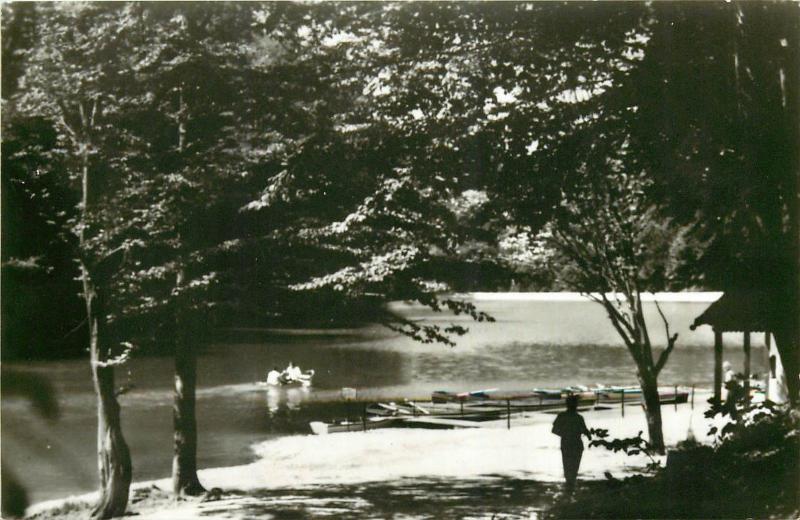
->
xmin=467 ymin=291 xmax=723 ymax=302
xmin=28 ymin=393 xmax=726 ymax=519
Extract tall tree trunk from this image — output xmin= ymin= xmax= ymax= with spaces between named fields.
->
xmin=778 ymin=25 xmax=800 ymax=408
xmin=170 ymin=84 xmax=206 ymax=495
xmin=87 ymin=287 xmax=133 ymax=519
xmin=638 ymin=368 xmax=665 ymax=454
xmin=79 ymin=138 xmax=132 ymax=519
xmin=172 ymin=268 xmax=205 ymax=496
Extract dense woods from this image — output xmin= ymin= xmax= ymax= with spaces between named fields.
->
xmin=2 ymin=2 xmax=798 ymax=518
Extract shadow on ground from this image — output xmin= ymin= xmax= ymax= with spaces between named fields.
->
xmin=201 ymin=477 xmax=561 ymax=519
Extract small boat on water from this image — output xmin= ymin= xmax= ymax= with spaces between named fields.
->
xmin=259 ymin=366 xmax=315 ymax=387
xmin=431 ymin=388 xmax=499 ymax=403
xmin=596 ymin=385 xmax=690 ymax=404
xmin=310 ymin=416 xmax=403 ymax=435
xmin=309 ymin=414 xmax=488 ymax=435
xmin=366 ymin=401 xmax=430 ymax=416
xmin=278 ymin=370 xmax=315 ymax=387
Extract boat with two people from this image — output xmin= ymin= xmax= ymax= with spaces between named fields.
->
xmin=263 ymin=362 xmax=315 ymax=387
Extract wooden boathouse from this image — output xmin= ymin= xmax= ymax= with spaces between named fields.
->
xmin=690 ymin=290 xmax=788 ymax=405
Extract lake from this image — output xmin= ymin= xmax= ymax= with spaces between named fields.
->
xmin=2 ymin=293 xmax=767 ymax=503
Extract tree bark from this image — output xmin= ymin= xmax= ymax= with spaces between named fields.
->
xmin=171 ymin=269 xmax=205 ymax=496
xmin=87 ymin=289 xmax=133 ymax=519
xmin=598 ymin=297 xmax=669 ymax=452
xmin=78 ymin=135 xmax=132 ymax=519
xmin=170 ymin=83 xmax=206 ymax=495
xmin=638 ymin=368 xmax=665 ymax=454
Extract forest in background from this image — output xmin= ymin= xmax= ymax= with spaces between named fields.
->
xmin=2 ymin=1 xmax=797 ymax=358
xmin=2 ymin=4 xmax=798 ymax=517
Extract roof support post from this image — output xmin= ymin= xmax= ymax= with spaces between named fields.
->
xmin=714 ymin=329 xmax=723 ymax=406
xmin=743 ymin=330 xmax=751 ymax=406
xmin=765 ymin=330 xmax=772 ymax=378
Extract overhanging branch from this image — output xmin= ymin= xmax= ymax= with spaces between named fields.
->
xmin=653 ymin=297 xmax=678 ymax=374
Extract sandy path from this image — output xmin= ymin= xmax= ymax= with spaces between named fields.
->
xmin=29 ymin=392 xmax=724 ymax=519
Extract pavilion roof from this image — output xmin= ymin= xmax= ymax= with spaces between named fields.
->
xmin=690 ymin=290 xmax=775 ymax=333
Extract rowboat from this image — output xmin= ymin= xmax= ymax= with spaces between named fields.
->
xmin=431 ymin=388 xmax=498 ymax=403
xmin=310 ymin=416 xmax=403 ymax=435
xmin=259 ymin=369 xmax=315 ymax=387
xmin=309 ymin=414 xmax=487 ymax=435
xmin=596 ymin=386 xmax=689 ymax=404
xmin=365 ymin=402 xmax=430 ymax=416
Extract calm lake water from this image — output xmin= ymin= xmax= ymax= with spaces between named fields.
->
xmin=2 ymin=294 xmax=767 ymax=503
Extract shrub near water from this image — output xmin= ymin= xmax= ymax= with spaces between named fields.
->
xmin=549 ymin=403 xmax=800 ymax=519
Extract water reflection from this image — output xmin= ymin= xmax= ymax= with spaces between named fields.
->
xmin=1 ymin=296 xmax=772 ymax=504
xmin=264 ymin=386 xmax=311 ymax=413
xmin=266 ymin=387 xmax=280 ymax=413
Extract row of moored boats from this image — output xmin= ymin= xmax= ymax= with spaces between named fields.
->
xmin=309 ymin=385 xmax=690 ymax=435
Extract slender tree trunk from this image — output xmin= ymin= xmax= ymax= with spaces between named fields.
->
xmin=79 ymin=139 xmax=132 ymax=519
xmin=778 ymin=28 xmax=800 ymax=408
xmin=170 ymin=84 xmax=206 ymax=495
xmin=87 ymin=286 xmax=133 ymax=519
xmin=171 ymin=308 xmax=205 ymax=495
xmin=172 ymin=268 xmax=205 ymax=496
xmin=597 ymin=296 xmax=669 ymax=452
xmin=638 ymin=367 xmax=665 ymax=454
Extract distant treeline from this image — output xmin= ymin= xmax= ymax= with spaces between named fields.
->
xmin=1 ymin=254 xmax=520 ymax=360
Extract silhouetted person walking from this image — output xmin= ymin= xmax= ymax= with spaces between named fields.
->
xmin=552 ymin=394 xmax=591 ymax=492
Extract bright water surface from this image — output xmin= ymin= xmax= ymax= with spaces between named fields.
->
xmin=2 ymin=295 xmax=767 ymax=503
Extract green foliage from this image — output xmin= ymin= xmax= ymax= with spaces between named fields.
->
xmin=630 ymin=3 xmax=799 ymax=293
xmin=3 ymin=2 xmax=325 ymax=351
xmin=5 ymin=3 xmax=161 ymax=361
xmin=258 ymin=2 xmax=651 ymax=343
xmin=1 ymin=112 xmax=86 ymax=359
xmin=588 ymin=428 xmax=661 ymax=471
xmin=4 ymin=2 xmax=797 ymax=355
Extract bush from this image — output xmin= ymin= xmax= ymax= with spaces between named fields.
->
xmin=548 ymin=405 xmax=799 ymax=519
